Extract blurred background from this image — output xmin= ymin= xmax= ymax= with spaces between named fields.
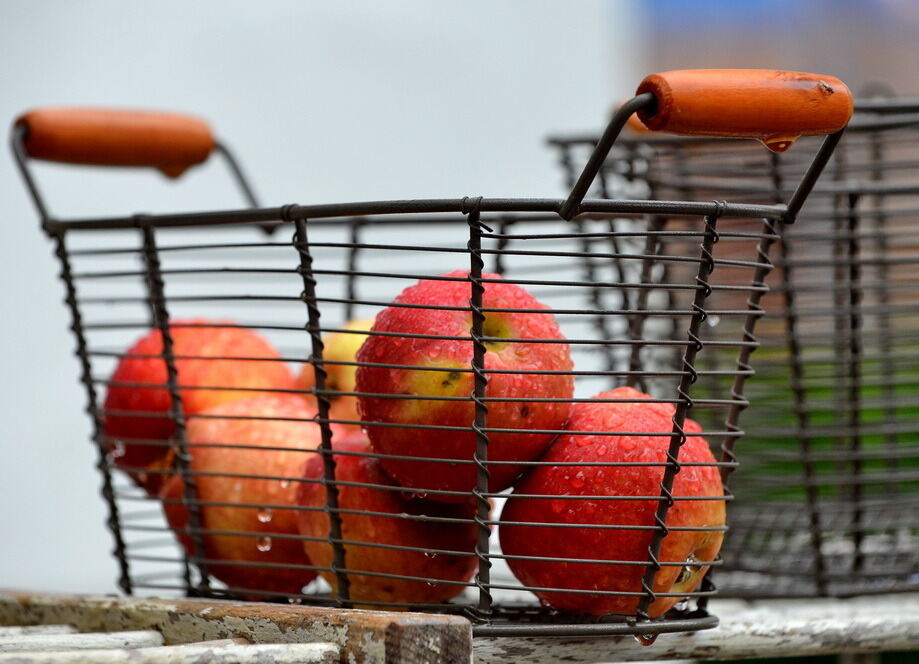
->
xmin=1 ymin=0 xmax=917 ymax=626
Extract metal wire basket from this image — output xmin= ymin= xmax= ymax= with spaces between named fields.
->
xmin=549 ymin=93 xmax=919 ymax=600
xmin=12 ymin=70 xmax=852 ymax=639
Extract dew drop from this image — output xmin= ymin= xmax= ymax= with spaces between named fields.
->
xmin=288 ymin=597 xmax=303 ymax=605
xmin=634 ymin=633 xmax=658 ymax=646
xmin=576 ymin=437 xmax=592 ymax=447
xmin=596 ymin=445 xmax=608 ymax=456
xmin=257 ymin=509 xmax=273 ymax=524
xmin=673 ymin=599 xmax=690 ymax=612
xmin=424 ymin=551 xmax=439 ymax=559
xmin=426 ymin=345 xmax=443 ymax=360
xmin=620 ymin=439 xmax=636 ymax=452
xmin=256 ymin=536 xmax=272 ymax=552
xmin=706 ymin=314 xmax=721 ymax=328
xmin=112 ymin=442 xmax=126 ymax=459
xmin=425 ymin=581 xmax=436 ymax=587
xmin=570 ymin=471 xmax=585 ymax=489
xmin=279 ymin=479 xmax=291 ymax=489
xmin=550 ymin=499 xmax=565 ymax=514
xmin=761 ymin=135 xmax=799 ymax=153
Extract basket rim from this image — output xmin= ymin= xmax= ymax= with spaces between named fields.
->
xmin=46 ymin=197 xmax=786 ymax=233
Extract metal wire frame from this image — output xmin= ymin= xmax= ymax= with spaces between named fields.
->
xmin=547 ymin=98 xmax=919 ymax=600
xmin=12 ymin=95 xmax=845 ymax=637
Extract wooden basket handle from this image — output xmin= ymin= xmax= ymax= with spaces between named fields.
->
xmin=14 ymin=108 xmax=216 ymax=177
xmin=635 ymin=69 xmax=853 ymax=152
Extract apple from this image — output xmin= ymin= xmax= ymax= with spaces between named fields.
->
xmin=296 ymin=430 xmax=479 ymax=605
xmin=296 ymin=317 xmax=375 ymax=428
xmin=355 ymin=270 xmax=573 ymax=499
xmin=103 ymin=319 xmax=296 ymax=493
xmin=498 ymin=386 xmax=725 ymax=617
xmin=160 ymin=393 xmax=334 ymax=596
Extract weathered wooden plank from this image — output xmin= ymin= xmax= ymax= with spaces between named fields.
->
xmin=0 ymin=641 xmax=339 ymax=664
xmin=0 ymin=630 xmax=163 ymax=653
xmin=0 ymin=628 xmax=75 ymax=638
xmin=0 ymin=591 xmax=472 ymax=664
xmin=474 ymin=595 xmax=919 ymax=663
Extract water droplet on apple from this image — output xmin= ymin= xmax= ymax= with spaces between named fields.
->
xmin=596 ymin=444 xmax=608 ymax=456
xmin=288 ymin=597 xmax=303 ymax=605
xmin=620 ymin=439 xmax=636 ymax=451
xmin=257 ymin=509 xmax=273 ymax=523
xmin=570 ymin=471 xmax=585 ymax=489
xmin=424 ymin=551 xmax=438 ymax=559
xmin=425 ymin=581 xmax=436 ymax=587
xmin=673 ymin=599 xmax=690 ymax=612
xmin=279 ymin=479 xmax=291 ymax=489
xmin=634 ymin=633 xmax=658 ymax=646
xmin=112 ymin=442 xmax=126 ymax=458
xmin=576 ymin=437 xmax=592 ymax=447
xmin=426 ymin=344 xmax=443 ymax=359
xmin=550 ymin=499 xmax=565 ymax=514
xmin=256 ymin=536 xmax=272 ymax=552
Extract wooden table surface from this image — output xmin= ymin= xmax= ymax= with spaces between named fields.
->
xmin=3 ymin=590 xmax=918 ymax=663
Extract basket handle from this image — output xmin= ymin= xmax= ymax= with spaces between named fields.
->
xmin=14 ymin=107 xmax=216 ymax=178
xmin=635 ymin=69 xmax=853 ymax=152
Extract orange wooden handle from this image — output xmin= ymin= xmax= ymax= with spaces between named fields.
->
xmin=635 ymin=70 xmax=853 ymax=152
xmin=15 ymin=108 xmax=216 ymax=177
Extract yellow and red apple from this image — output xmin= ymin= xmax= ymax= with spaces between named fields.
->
xmin=355 ymin=270 xmax=573 ymax=499
xmin=297 ymin=317 xmax=375 ymax=427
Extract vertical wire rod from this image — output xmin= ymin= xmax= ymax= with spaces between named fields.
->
xmin=293 ymin=215 xmax=351 ymax=606
xmin=777 ymin=226 xmax=828 ymax=595
xmin=466 ymin=198 xmax=493 ymax=616
xmin=635 ymin=208 xmax=722 ymax=622
xmin=139 ymin=223 xmax=211 ymax=593
xmin=844 ymin=192 xmax=865 ymax=573
xmin=53 ymin=231 xmax=133 ymax=595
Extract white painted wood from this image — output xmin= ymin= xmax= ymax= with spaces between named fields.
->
xmin=0 ymin=641 xmax=340 ymax=664
xmin=0 ymin=627 xmax=75 ymax=637
xmin=474 ymin=594 xmax=919 ymax=663
xmin=0 ymin=630 xmax=163 ymax=653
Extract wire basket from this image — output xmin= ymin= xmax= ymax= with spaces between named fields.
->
xmin=12 ymin=70 xmax=852 ymax=638
xmin=549 ymin=94 xmax=919 ymax=600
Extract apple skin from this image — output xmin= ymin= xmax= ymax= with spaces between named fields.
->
xmin=499 ymin=386 xmax=725 ymax=618
xmin=296 ymin=430 xmax=479 ymax=606
xmin=160 ymin=393 xmax=337 ymax=597
xmin=355 ymin=270 xmax=573 ymax=499
xmin=296 ymin=317 xmax=375 ymax=428
xmin=103 ymin=319 xmax=296 ymax=493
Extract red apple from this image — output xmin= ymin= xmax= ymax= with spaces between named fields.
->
xmin=160 ymin=394 xmax=335 ymax=596
xmin=355 ymin=270 xmax=573 ymax=499
xmin=499 ymin=386 xmax=725 ymax=617
xmin=296 ymin=430 xmax=479 ymax=605
xmin=103 ymin=319 xmax=296 ymax=493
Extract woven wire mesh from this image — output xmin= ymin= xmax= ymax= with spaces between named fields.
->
xmin=549 ymin=100 xmax=919 ymax=599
